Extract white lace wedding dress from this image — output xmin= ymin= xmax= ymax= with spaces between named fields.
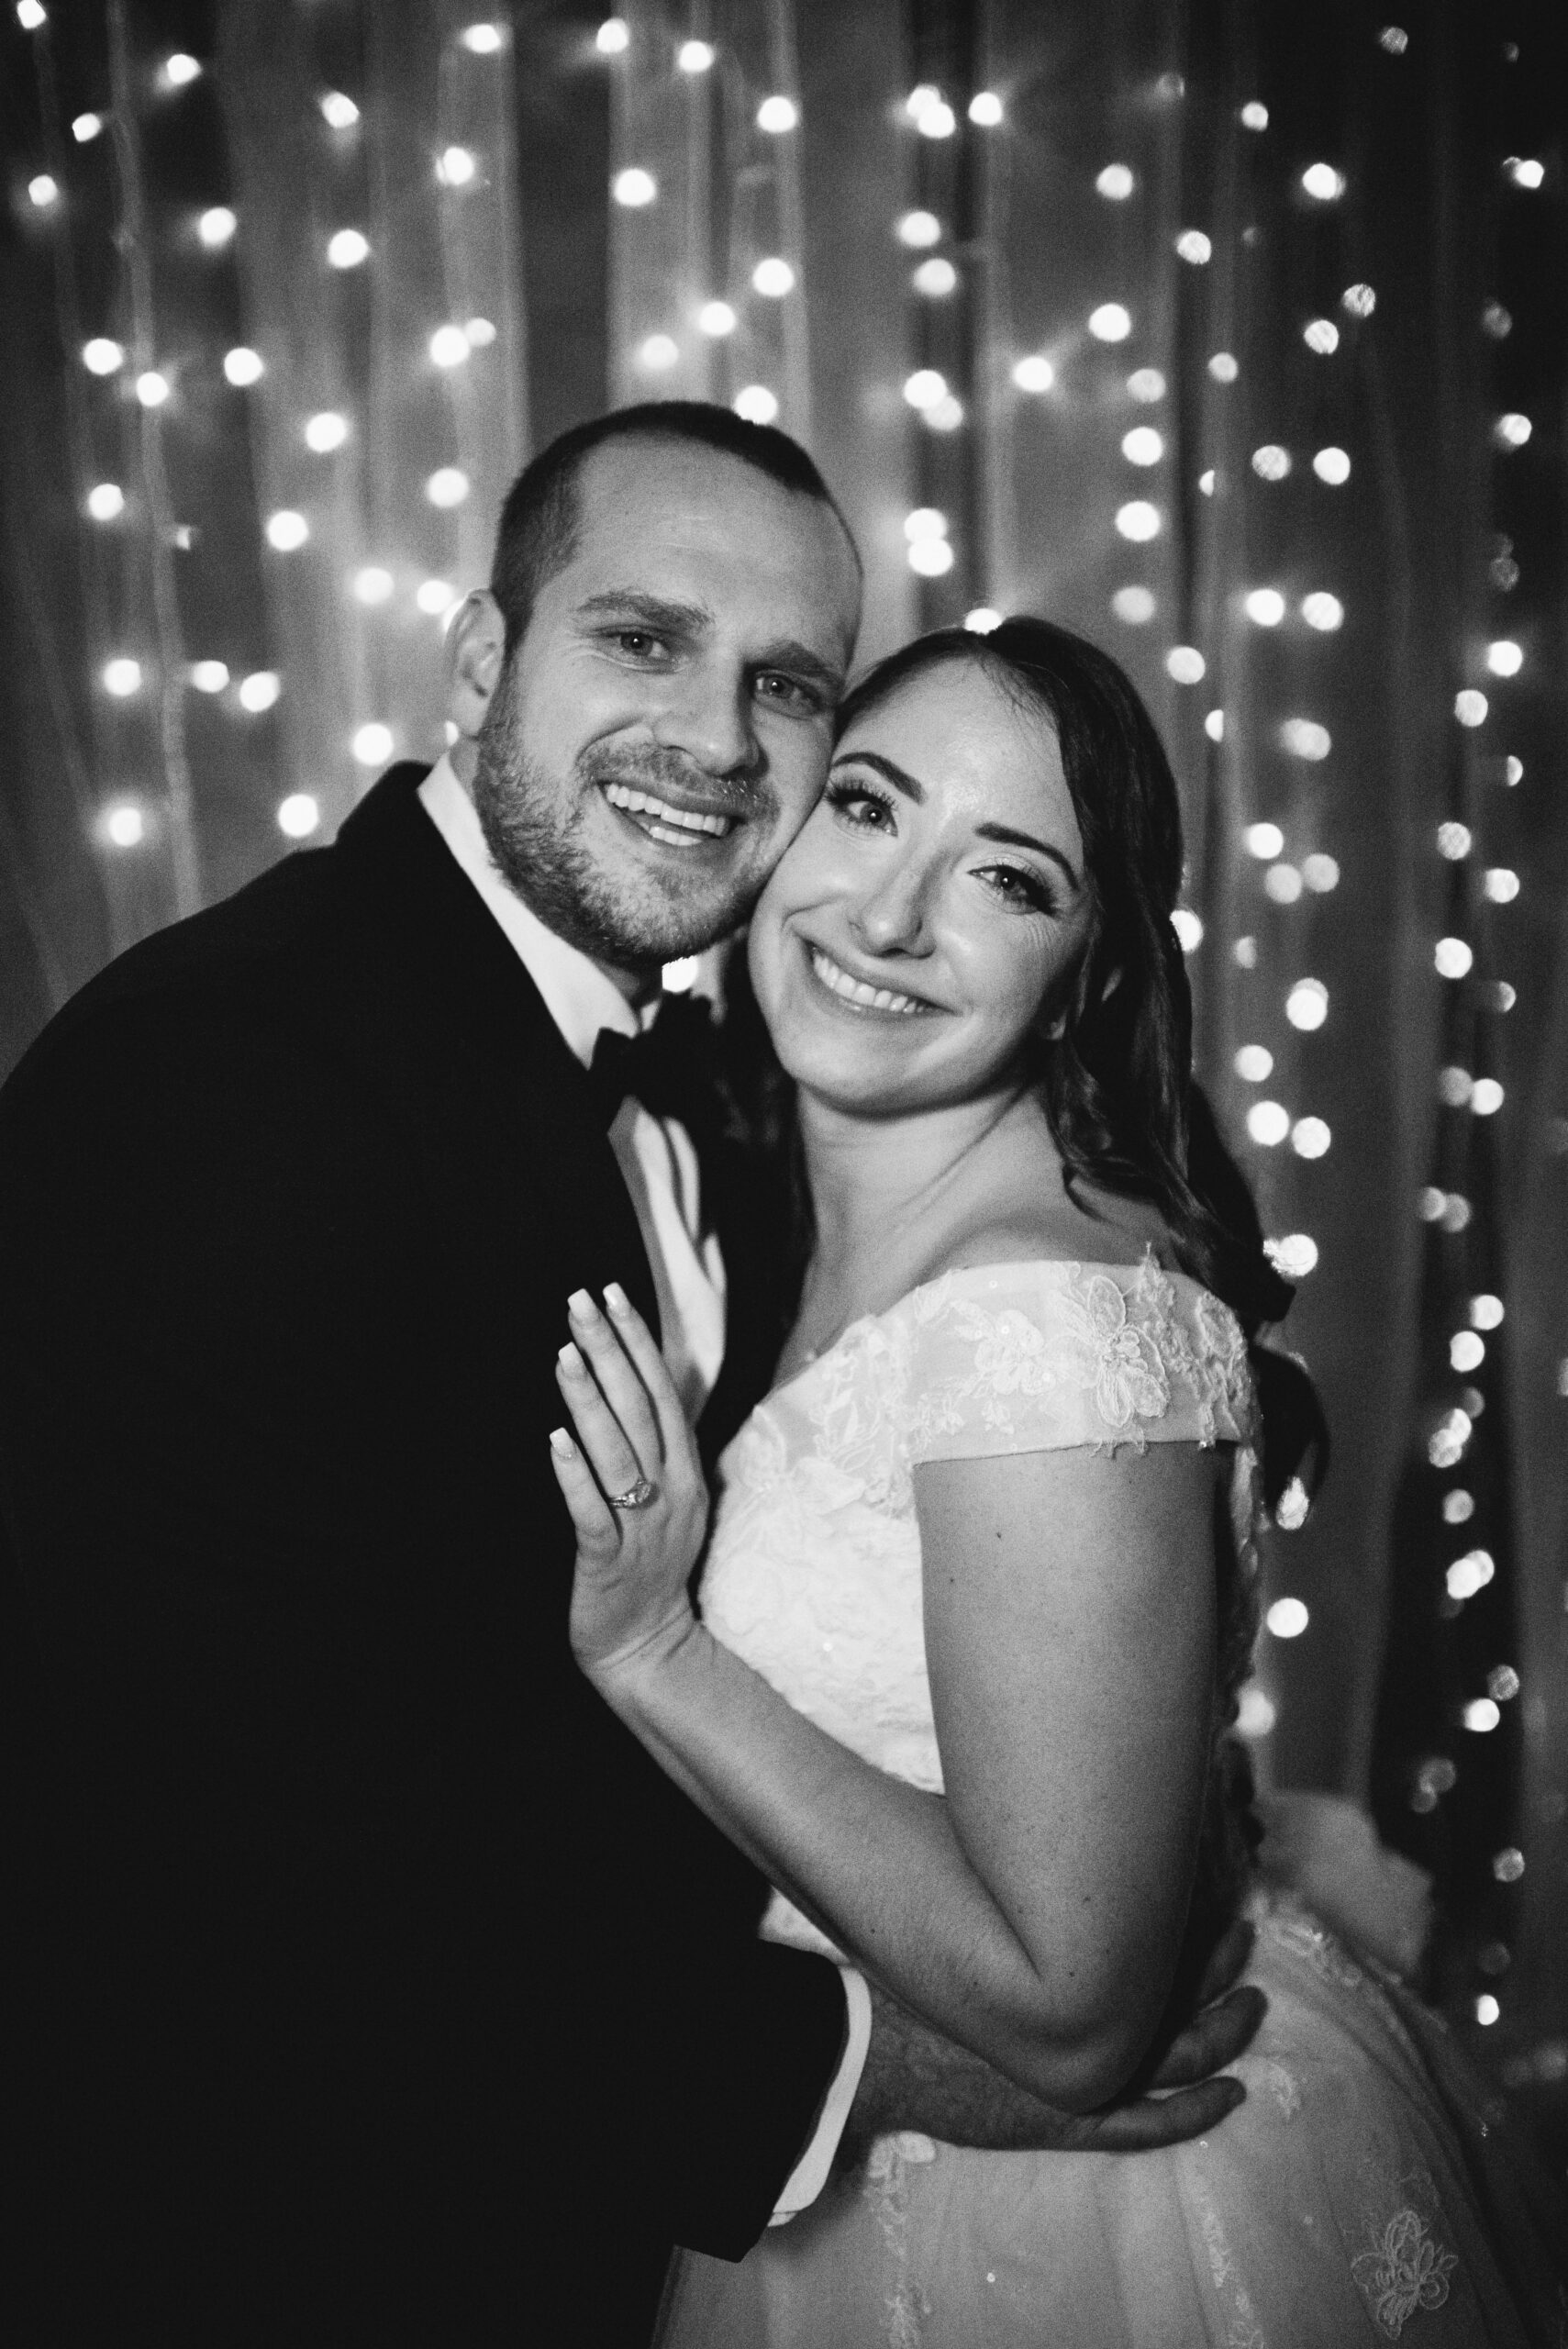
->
xmin=656 ymin=1258 xmax=1560 ymax=2347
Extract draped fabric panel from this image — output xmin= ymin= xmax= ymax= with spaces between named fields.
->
xmin=1 ymin=0 xmax=1563 ymax=2130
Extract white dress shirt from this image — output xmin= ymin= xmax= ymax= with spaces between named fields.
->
xmin=417 ymin=756 xmax=870 ymax=2221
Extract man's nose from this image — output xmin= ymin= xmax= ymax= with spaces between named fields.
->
xmin=848 ymin=860 xmax=931 ymax=956
xmin=651 ymin=671 xmax=759 ymax=780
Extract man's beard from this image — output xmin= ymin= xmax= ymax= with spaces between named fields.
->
xmin=471 ymin=669 xmax=773 ymax=969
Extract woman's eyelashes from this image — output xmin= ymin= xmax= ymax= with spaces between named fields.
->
xmin=825 ymin=784 xmax=1059 ymax=917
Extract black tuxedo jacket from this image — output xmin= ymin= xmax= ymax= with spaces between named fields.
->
xmin=0 ymin=766 xmax=845 ymax=2345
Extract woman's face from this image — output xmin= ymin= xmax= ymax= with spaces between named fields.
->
xmin=749 ymin=659 xmax=1094 ymax=1118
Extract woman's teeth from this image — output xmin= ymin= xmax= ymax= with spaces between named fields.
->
xmin=809 ymin=945 xmax=924 ymax=1017
xmin=603 ymin=782 xmax=733 ymax=843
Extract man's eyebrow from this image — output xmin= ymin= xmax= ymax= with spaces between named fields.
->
xmin=832 ymin=751 xmax=1082 ymax=891
xmin=573 ymin=589 xmax=714 ymax=632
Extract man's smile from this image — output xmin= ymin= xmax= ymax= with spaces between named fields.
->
xmin=600 ymin=780 xmax=739 ymax=848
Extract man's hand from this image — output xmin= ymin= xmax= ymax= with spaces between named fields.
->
xmin=842 ymin=1921 xmax=1264 ymax=2164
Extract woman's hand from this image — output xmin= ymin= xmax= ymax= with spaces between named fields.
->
xmin=549 ymin=1284 xmax=710 ymax=1683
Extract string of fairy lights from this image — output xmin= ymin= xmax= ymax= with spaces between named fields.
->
xmin=17 ymin=5 xmax=517 ymax=862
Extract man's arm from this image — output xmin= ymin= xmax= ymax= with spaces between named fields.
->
xmin=846 ymin=1919 xmax=1262 ymax=2162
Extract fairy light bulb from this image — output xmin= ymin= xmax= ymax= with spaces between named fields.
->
xmin=1095 ymin=164 xmax=1134 ymax=199
xmin=1115 ymin=502 xmax=1161 ymax=541
xmin=751 ymin=258 xmax=795 ymax=297
xmin=611 ymin=169 xmax=655 ymax=207
xmin=278 ymin=794 xmax=320 ymax=839
xmin=732 ymin=385 xmax=778 ymax=424
xmin=1089 ymin=303 xmax=1133 ymax=341
xmin=426 ymin=468 xmax=470 ymax=508
xmin=1111 ymin=586 xmax=1155 ymax=624
xmin=198 ymin=206 xmax=237 ymax=248
xmin=1012 ymin=356 xmax=1055 ymax=394
xmin=320 ymin=91 xmax=361 ymax=128
xmin=1301 ymin=163 xmax=1345 ymax=200
xmin=352 ymin=723 xmax=394 ymax=765
xmin=327 ymin=228 xmax=370 ymax=268
xmin=104 ymin=804 xmax=145 ymax=848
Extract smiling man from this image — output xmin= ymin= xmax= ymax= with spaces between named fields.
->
xmin=0 ymin=405 xmax=1259 ymax=2348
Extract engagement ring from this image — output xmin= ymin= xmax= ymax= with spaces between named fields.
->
xmin=607 ymin=1475 xmax=659 ymax=1510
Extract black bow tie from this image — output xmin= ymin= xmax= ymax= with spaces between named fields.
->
xmin=587 ymin=994 xmax=723 ymax=1136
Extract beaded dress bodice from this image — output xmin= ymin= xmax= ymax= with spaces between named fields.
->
xmin=699 ymin=1252 xmax=1260 ymax=1960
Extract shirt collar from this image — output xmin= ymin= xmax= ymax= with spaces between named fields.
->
xmin=417 ymin=752 xmax=648 ymax=1064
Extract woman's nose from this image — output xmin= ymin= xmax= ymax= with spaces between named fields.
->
xmin=651 ymin=673 xmax=758 ymax=779
xmin=848 ymin=862 xmax=930 ymax=956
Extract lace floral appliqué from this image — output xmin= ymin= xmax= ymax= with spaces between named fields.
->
xmin=1351 ymin=2208 xmax=1459 ymax=2338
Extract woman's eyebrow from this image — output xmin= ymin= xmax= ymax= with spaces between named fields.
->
xmin=829 ymin=749 xmax=926 ymax=799
xmin=973 ymin=821 xmax=1081 ymax=894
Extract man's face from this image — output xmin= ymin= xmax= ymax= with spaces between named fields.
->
xmin=471 ymin=439 xmax=861 ymax=979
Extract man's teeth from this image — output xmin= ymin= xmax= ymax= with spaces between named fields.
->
xmin=809 ymin=946 xmax=923 ymax=1016
xmin=603 ymin=783 xmax=733 ymax=837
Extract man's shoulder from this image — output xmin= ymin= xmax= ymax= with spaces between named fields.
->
xmin=1 ymin=838 xmax=373 ymax=1144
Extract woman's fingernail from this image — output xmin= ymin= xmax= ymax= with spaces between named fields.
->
xmin=567 ymin=1288 xmax=597 ymax=1319
xmin=558 ymin=1342 xmax=584 ymax=1375
xmin=604 ymin=1283 xmax=632 ymax=1319
xmin=549 ymin=1427 xmax=575 ymax=1459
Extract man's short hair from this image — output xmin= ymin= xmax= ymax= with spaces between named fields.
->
xmin=488 ymin=400 xmax=860 ymax=655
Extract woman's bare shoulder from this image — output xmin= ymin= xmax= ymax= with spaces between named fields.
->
xmin=939 ymin=1187 xmax=1176 ymax=1279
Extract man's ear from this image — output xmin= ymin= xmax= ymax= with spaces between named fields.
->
xmin=446 ymin=591 xmax=506 ymax=776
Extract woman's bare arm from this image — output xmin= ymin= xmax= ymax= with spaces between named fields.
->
xmin=552 ymin=1286 xmax=1221 ymax=2111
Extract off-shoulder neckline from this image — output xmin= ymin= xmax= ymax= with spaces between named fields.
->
xmin=765 ymin=1250 xmax=1231 ymax=1408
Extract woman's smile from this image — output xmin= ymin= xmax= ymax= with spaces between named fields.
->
xmin=800 ymin=936 xmax=938 ymax=1019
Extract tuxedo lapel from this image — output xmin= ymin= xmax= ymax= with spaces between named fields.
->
xmin=315 ymin=765 xmax=661 ymax=1344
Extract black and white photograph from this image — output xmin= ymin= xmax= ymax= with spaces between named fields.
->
xmin=2 ymin=4 xmax=1566 ymax=2341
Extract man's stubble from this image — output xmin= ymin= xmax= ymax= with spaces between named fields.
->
xmin=471 ymin=657 xmax=779 ymax=972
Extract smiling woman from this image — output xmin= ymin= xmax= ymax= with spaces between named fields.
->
xmin=751 ymin=658 xmax=1092 ymax=1125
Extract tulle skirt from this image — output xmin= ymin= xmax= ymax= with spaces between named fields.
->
xmin=655 ymin=1893 xmax=1565 ymax=2348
